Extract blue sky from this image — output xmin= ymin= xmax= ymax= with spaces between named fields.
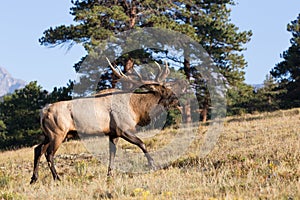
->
xmin=231 ymin=1 xmax=300 ymax=85
xmin=0 ymin=1 xmax=299 ymax=91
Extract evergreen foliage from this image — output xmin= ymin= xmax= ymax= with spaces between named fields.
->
xmin=0 ymin=81 xmax=73 ymax=149
xmin=271 ymin=14 xmax=300 ymax=108
xmin=39 ymin=0 xmax=251 ymax=120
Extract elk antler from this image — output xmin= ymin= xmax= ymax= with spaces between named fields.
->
xmin=154 ymin=60 xmax=169 ymax=82
xmin=106 ymin=57 xmax=124 ymax=79
xmin=132 ymin=67 xmax=143 ymax=81
xmin=106 ymin=57 xmax=141 ymax=87
xmin=106 ymin=57 xmax=170 ymax=86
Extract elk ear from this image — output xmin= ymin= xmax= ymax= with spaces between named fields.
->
xmin=148 ymin=85 xmax=158 ymax=92
xmin=146 ymin=85 xmax=161 ymax=93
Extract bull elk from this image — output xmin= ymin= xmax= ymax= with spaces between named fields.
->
xmin=30 ymin=59 xmax=179 ymax=184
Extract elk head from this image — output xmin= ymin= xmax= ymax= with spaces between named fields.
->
xmin=106 ymin=57 xmax=179 ymax=110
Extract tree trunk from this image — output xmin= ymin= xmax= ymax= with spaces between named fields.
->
xmin=183 ymin=57 xmax=192 ymax=124
xmin=129 ymin=5 xmax=137 ymax=29
xmin=201 ymin=96 xmax=209 ymax=123
xmin=111 ymin=58 xmax=134 ymax=89
xmin=123 ymin=58 xmax=134 ymax=90
xmin=124 ymin=57 xmax=134 ymax=72
xmin=201 ymin=105 xmax=208 ymax=123
xmin=183 ymin=100 xmax=192 ymax=123
xmin=184 ymin=58 xmax=191 ymax=80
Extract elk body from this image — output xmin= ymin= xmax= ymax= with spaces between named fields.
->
xmin=30 ymin=60 xmax=178 ymax=184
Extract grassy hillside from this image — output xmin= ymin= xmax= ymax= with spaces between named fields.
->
xmin=0 ymin=108 xmax=299 ymax=199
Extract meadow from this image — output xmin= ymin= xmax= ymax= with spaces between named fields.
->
xmin=0 ymin=108 xmax=299 ymax=199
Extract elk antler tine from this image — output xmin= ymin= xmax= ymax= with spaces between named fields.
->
xmin=116 ymin=65 xmax=127 ymax=77
xmin=106 ymin=57 xmax=113 ymax=68
xmin=156 ymin=60 xmax=169 ymax=82
xmin=150 ymin=71 xmax=155 ymax=78
xmin=154 ymin=61 xmax=162 ymax=82
xmin=133 ymin=67 xmax=143 ymax=81
xmin=106 ymin=57 xmax=122 ymax=79
xmin=154 ymin=61 xmax=162 ymax=71
xmin=164 ymin=60 xmax=170 ymax=75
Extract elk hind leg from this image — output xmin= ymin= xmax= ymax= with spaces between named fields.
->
xmin=30 ymin=137 xmax=50 ymax=184
xmin=45 ymin=136 xmax=64 ymax=181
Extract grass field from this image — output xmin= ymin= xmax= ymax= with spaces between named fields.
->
xmin=0 ymin=108 xmax=299 ymax=199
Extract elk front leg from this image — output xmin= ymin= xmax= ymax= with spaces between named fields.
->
xmin=107 ymin=136 xmax=119 ymax=177
xmin=121 ymin=131 xmax=156 ymax=170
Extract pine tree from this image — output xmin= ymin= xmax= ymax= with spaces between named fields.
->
xmin=0 ymin=82 xmax=47 ymax=148
xmin=271 ymin=14 xmax=300 ymax=108
xmin=254 ymin=74 xmax=281 ymax=112
xmin=39 ymin=0 xmax=251 ymax=121
xmin=0 ymin=81 xmax=74 ymax=149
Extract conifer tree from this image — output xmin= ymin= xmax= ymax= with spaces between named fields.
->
xmin=40 ymin=0 xmax=251 ymax=121
xmin=271 ymin=14 xmax=300 ymax=108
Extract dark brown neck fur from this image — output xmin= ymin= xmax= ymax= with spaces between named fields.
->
xmin=130 ymin=92 xmax=161 ymax=126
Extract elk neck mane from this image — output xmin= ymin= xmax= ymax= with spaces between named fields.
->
xmin=130 ymin=91 xmax=161 ymax=126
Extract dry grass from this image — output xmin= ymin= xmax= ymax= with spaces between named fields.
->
xmin=0 ymin=108 xmax=299 ymax=199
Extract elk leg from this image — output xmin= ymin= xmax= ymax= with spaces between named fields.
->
xmin=45 ymin=148 xmax=60 ymax=181
xmin=121 ymin=131 xmax=156 ymax=170
xmin=45 ymin=137 xmax=64 ymax=181
xmin=30 ymin=138 xmax=50 ymax=184
xmin=107 ymin=136 xmax=119 ymax=177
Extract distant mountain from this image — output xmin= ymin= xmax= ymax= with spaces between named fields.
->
xmin=0 ymin=67 xmax=26 ymax=96
xmin=251 ymin=84 xmax=264 ymax=92
xmin=252 ymin=84 xmax=263 ymax=88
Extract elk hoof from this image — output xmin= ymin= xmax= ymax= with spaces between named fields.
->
xmin=152 ymin=165 xmax=158 ymax=171
xmin=149 ymin=163 xmax=158 ymax=171
xmin=30 ymin=176 xmax=38 ymax=184
xmin=54 ymin=175 xmax=61 ymax=181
